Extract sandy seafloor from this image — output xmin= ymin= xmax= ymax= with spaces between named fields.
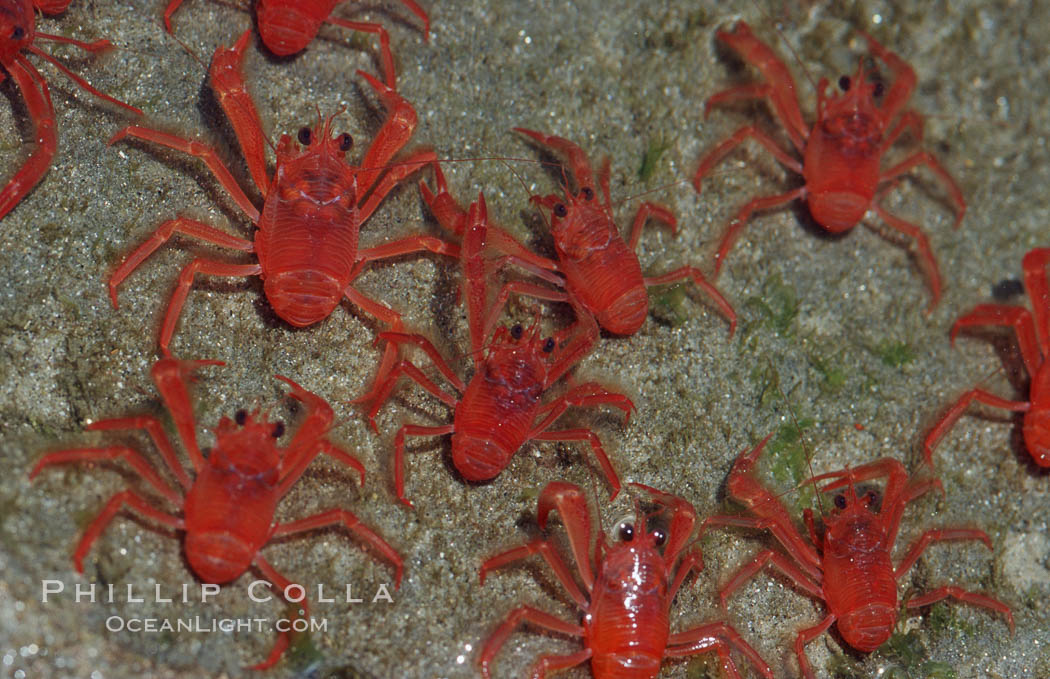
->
xmin=1 ymin=0 xmax=1048 ymax=677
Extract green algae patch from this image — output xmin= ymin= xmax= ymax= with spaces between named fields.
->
xmin=872 ymin=338 xmax=916 ymax=369
xmin=742 ymin=273 xmax=800 ymax=346
xmin=638 ymin=136 xmax=672 ymax=182
xmin=652 ymin=284 xmax=689 ymax=327
xmin=286 ymin=625 xmax=324 ymax=672
xmin=765 ymin=418 xmax=817 ymax=512
xmin=809 ymin=349 xmax=847 ymax=392
xmin=875 ymin=624 xmax=957 ymax=679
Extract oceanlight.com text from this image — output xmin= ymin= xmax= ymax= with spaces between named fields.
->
xmin=105 ymin=615 xmax=328 ymax=634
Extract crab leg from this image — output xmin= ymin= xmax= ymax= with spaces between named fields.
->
xmin=515 ymin=127 xmax=596 ymax=191
xmin=879 ymin=151 xmax=966 ymax=229
xmin=951 ymin=304 xmax=1042 ymax=378
xmin=108 ymin=218 xmax=254 ymax=308
xmin=271 ymin=509 xmax=403 ymax=587
xmin=325 ymin=18 xmax=397 ymax=89
xmin=150 ymin=359 xmax=222 ymax=473
xmin=479 ymin=538 xmax=588 ymax=607
xmin=536 ymin=481 xmax=597 ymax=590
xmin=157 ymin=260 xmax=263 ymax=356
xmin=713 ymin=187 xmax=806 ymax=273
xmin=84 ymin=416 xmax=192 ymax=490
xmin=478 ymin=607 xmax=585 ymax=679
xmin=693 ymin=125 xmax=803 ymax=194
xmin=894 ymin=529 xmax=992 ymax=578
xmin=1023 ymin=248 xmax=1050 ymax=353
xmin=905 ymin=586 xmax=1014 ymax=633
xmin=794 ymin=614 xmax=837 ymax=679
xmin=392 ymin=424 xmax=455 ymax=508
xmin=0 ymin=58 xmax=55 ymax=220
xmin=709 ymin=22 xmax=809 ymax=150
xmin=250 ymin=557 xmax=307 ymax=670
xmin=667 ymin=622 xmax=774 ymax=679
xmin=209 ymin=30 xmax=270 ymax=195
xmin=109 ymin=127 xmax=260 ymax=223
xmin=72 ymin=490 xmax=183 ymax=573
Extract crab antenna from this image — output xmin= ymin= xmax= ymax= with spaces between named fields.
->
xmin=629 ymin=484 xmax=668 ymax=538
xmin=482 ymin=145 xmax=558 ymax=237
xmin=481 ymin=141 xmax=555 ymax=230
xmin=611 ymin=176 xmax=688 ymax=212
xmin=323 ymin=106 xmax=348 ymax=139
xmin=556 ymin=160 xmax=574 ymax=196
xmin=633 ymin=495 xmax=648 ymax=536
xmin=252 ymin=397 xmax=266 ymax=421
xmin=469 ymin=325 xmax=510 ymax=363
xmin=587 ymin=463 xmax=607 ymax=563
xmin=601 ymin=148 xmax=744 ymax=215
xmin=847 ymin=57 xmax=869 ymax=107
xmin=526 ymin=307 xmax=544 ymax=342
xmin=845 ymin=470 xmax=859 ymax=503
xmin=161 ymin=25 xmax=208 ymax=71
xmin=489 ymin=142 xmax=556 ymax=235
xmin=810 ymin=464 xmax=861 ymax=506
xmin=749 ymin=0 xmax=820 ymax=93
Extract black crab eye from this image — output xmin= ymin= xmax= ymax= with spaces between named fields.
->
xmin=542 ymin=337 xmax=555 ymax=353
xmin=873 ymin=81 xmax=885 ymax=98
xmin=580 ymin=186 xmax=595 ymax=201
xmin=297 ymin=127 xmax=312 ymax=145
xmin=553 ymin=203 xmax=568 ymax=218
xmin=838 ymin=75 xmax=851 ymax=91
xmin=234 ymin=410 xmax=248 ymax=426
xmin=272 ymin=421 xmax=285 ymax=438
xmin=12 ymin=26 xmax=24 ymax=40
xmin=652 ymin=529 xmax=666 ymax=547
xmin=337 ymin=132 xmax=353 ymax=152
xmin=865 ymin=490 xmax=879 ymax=507
xmin=992 ymin=278 xmax=1024 ymax=300
xmin=510 ymin=324 xmax=524 ymax=339
xmin=834 ymin=494 xmax=847 ymax=510
xmin=619 ymin=523 xmax=634 ymax=542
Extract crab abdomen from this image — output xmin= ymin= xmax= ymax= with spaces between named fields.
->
xmin=558 ymin=214 xmax=647 ymax=335
xmin=183 ymin=467 xmax=278 ymax=584
xmin=451 ymin=360 xmax=544 ymax=481
xmin=586 ymin=546 xmax=670 ymax=679
xmin=803 ymin=124 xmax=881 ymax=232
xmin=256 ymin=0 xmax=339 ymax=55
xmin=822 ymin=518 xmax=897 ymax=652
xmin=256 ymin=158 xmax=360 ymax=326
